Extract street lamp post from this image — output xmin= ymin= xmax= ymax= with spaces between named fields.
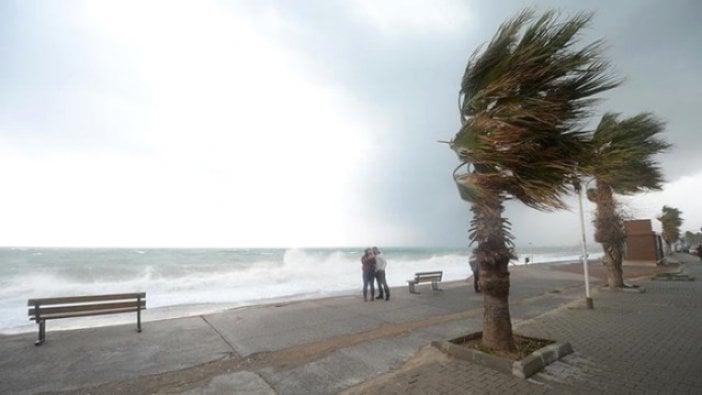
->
xmin=577 ymin=182 xmax=594 ymax=309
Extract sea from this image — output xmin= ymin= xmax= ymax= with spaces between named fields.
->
xmin=0 ymin=246 xmax=601 ymax=334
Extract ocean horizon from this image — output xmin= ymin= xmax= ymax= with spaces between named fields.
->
xmin=0 ymin=245 xmax=601 ymax=334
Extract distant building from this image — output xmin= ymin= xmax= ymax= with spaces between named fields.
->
xmin=624 ymin=219 xmax=664 ymax=265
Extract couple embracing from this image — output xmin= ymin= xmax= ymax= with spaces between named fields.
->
xmin=360 ymin=247 xmax=390 ymax=301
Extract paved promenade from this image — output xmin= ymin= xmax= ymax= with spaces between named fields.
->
xmin=350 ymin=253 xmax=702 ymax=394
xmin=1 ymin=254 xmax=700 ymax=394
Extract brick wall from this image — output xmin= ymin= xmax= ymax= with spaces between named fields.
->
xmin=624 ymin=219 xmax=660 ymax=262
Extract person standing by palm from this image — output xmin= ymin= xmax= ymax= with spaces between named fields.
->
xmin=469 ymin=255 xmax=480 ymax=293
xmin=373 ymin=247 xmax=390 ymax=301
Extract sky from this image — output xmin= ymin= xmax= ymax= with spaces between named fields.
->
xmin=1 ymin=0 xmax=700 ymax=248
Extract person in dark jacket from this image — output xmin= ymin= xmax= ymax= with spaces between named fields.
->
xmin=361 ymin=248 xmax=376 ymax=301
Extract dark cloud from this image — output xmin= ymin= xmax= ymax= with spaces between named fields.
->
xmin=238 ymin=0 xmax=702 ymax=246
xmin=3 ymin=1 xmax=699 ymax=247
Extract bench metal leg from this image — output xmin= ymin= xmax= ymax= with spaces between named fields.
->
xmin=432 ymin=281 xmax=442 ymax=291
xmin=35 ymin=320 xmax=45 ymax=346
xmin=137 ymin=296 xmax=142 ymax=333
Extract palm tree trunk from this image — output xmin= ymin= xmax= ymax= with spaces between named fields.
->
xmin=594 ymin=181 xmax=625 ymax=288
xmin=603 ymin=244 xmax=624 ymax=288
xmin=480 ymin=261 xmax=513 ymax=350
xmin=471 ymin=196 xmax=514 ymax=351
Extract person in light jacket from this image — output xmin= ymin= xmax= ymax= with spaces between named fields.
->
xmin=372 ymin=247 xmax=390 ymax=301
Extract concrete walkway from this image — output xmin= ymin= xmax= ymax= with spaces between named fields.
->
xmin=0 ymin=255 xmax=697 ymax=394
xmin=348 ymin=253 xmax=702 ymax=394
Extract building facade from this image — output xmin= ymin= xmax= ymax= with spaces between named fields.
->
xmin=624 ymin=219 xmax=664 ymax=265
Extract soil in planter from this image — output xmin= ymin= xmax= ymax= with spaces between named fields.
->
xmin=453 ymin=334 xmax=555 ymax=361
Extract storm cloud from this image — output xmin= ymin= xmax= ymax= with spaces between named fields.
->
xmin=1 ymin=0 xmax=700 ymax=248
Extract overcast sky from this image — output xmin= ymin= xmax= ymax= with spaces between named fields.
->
xmin=1 ymin=0 xmax=700 ymax=248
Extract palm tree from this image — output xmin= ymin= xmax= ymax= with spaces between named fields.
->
xmin=584 ymin=113 xmax=670 ymax=288
xmin=451 ymin=10 xmax=619 ymax=351
xmin=658 ymin=206 xmax=683 ymax=255
xmin=683 ymin=230 xmax=702 ymax=248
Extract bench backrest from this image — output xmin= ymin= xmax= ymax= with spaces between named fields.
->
xmin=415 ymin=271 xmax=443 ymax=281
xmin=28 ymin=293 xmax=146 ymax=322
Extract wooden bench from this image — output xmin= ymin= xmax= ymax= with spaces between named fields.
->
xmin=28 ymin=292 xmax=146 ymax=346
xmin=407 ymin=271 xmax=443 ymax=294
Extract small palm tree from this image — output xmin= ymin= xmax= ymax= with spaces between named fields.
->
xmin=658 ymin=206 xmax=683 ymax=255
xmin=683 ymin=230 xmax=702 ymax=248
xmin=451 ymin=10 xmax=619 ymax=351
xmin=584 ymin=113 xmax=670 ymax=288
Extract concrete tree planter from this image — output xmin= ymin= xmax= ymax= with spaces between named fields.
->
xmin=598 ymin=283 xmax=647 ymax=293
xmin=432 ymin=332 xmax=573 ymax=379
xmin=652 ymin=272 xmax=695 ymax=281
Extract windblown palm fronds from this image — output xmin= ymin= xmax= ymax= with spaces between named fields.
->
xmin=586 ymin=112 xmax=670 ymax=194
xmin=452 ymin=10 xmax=620 ymax=215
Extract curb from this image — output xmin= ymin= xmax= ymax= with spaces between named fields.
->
xmin=431 ymin=334 xmax=573 ymax=379
xmin=651 ymin=272 xmax=695 ymax=281
xmin=597 ymin=285 xmax=647 ymax=293
xmin=513 ymin=342 xmax=574 ymax=379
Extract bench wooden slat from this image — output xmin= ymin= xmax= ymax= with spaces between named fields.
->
xmin=30 ymin=307 xmax=144 ymax=321
xmin=415 ymin=274 xmax=441 ymax=280
xmin=28 ymin=292 xmax=146 ymax=306
xmin=29 ymin=300 xmax=146 ymax=319
xmin=413 ymin=272 xmax=442 ymax=282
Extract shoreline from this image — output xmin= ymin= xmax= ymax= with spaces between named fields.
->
xmin=2 ymin=257 xmax=658 ymax=336
xmin=0 ymin=247 xmax=603 ymax=332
